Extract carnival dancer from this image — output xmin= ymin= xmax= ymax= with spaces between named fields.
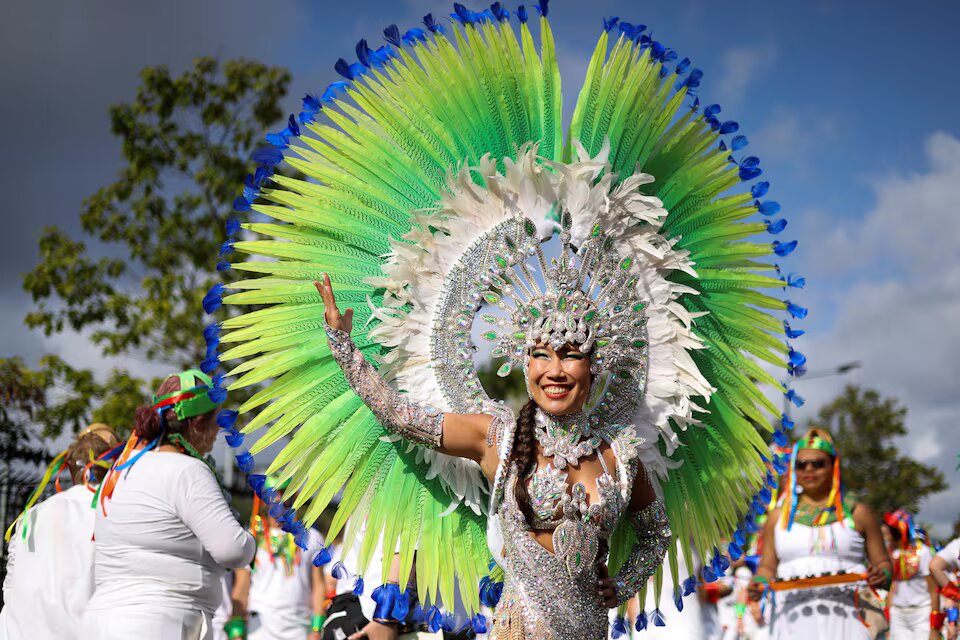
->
xmin=0 ymin=424 xmax=119 ymax=640
xmin=882 ymin=509 xmax=937 ymax=639
xmin=79 ymin=370 xmax=256 ymax=640
xmin=228 ymin=476 xmax=328 ymax=640
xmin=748 ymin=428 xmax=891 ymax=639
xmin=205 ymin=4 xmax=808 ymax=638
xmin=928 ymin=536 xmax=959 ymax=639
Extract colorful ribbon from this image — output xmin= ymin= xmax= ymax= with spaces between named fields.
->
xmin=4 ymin=451 xmax=67 ymax=542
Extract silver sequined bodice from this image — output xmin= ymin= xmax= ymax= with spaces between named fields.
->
xmin=492 ymin=466 xmax=611 ymax=640
xmin=490 ymin=427 xmax=644 ymax=640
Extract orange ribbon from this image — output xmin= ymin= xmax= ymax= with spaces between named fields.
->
xmin=770 ymin=572 xmax=867 ymax=592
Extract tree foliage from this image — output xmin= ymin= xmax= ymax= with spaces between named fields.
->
xmin=810 ymin=384 xmax=945 ymax=515
xmin=0 ymin=356 xmax=143 ymax=446
xmin=21 ymin=57 xmax=291 ymax=437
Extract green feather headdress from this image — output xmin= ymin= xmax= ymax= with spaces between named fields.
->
xmin=201 ymin=2 xmax=807 ymax=629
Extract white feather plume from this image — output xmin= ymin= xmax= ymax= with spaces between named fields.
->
xmin=366 ymin=144 xmax=713 ymax=513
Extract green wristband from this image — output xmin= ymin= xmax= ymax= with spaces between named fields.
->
xmin=311 ymin=614 xmax=326 ymax=632
xmin=751 ymin=575 xmax=770 ymax=584
xmin=224 ymin=617 xmax=246 ymax=640
xmin=880 ymin=567 xmax=893 ymax=587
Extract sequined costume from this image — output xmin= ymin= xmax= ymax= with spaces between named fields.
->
xmin=491 ymin=458 xmax=671 ymax=639
xmin=202 ymin=2 xmax=807 ymax=635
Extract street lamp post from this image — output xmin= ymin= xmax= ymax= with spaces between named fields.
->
xmin=783 ymin=361 xmax=862 ymax=421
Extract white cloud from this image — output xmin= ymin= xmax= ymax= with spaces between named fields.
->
xmin=713 ymin=44 xmax=779 ymax=110
xmin=786 ymin=131 xmax=960 ymax=535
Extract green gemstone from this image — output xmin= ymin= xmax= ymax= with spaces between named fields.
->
xmin=482 ymin=331 xmax=498 ymax=341
xmin=513 ymin=331 xmax=526 ymax=341
xmin=481 ymin=313 xmax=497 ymax=324
xmin=633 ymin=302 xmax=647 ymax=312
xmin=524 ymin=219 xmax=536 ymax=236
xmin=584 ymin=310 xmax=597 ymax=322
xmin=632 ymin=339 xmax=647 ymax=348
xmin=620 ymin=256 xmax=633 ymax=270
xmin=575 ymin=552 xmax=581 ymax=565
xmin=591 ymin=223 xmax=602 ymax=237
xmin=529 ymin=306 xmax=541 ymax=318
xmin=597 ymin=339 xmax=609 ymax=348
xmin=497 ymin=363 xmax=512 ymax=377
xmin=495 ymin=255 xmax=508 ymax=268
xmin=484 ymin=292 xmax=501 ymax=305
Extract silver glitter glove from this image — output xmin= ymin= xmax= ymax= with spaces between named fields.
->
xmin=324 ymin=323 xmax=443 ymax=448
xmin=613 ymin=499 xmax=671 ymax=605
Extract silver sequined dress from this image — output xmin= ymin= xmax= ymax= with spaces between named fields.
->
xmin=487 ymin=426 xmax=669 ymax=640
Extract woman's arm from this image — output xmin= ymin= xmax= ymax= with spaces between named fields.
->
xmin=932 ymin=554 xmax=955 ymax=589
xmin=231 ymin=568 xmax=251 ymax=620
xmin=747 ymin=506 xmax=780 ymax=601
xmin=226 ymin=568 xmax=252 ymax=640
xmin=309 ymin=565 xmax=327 ymax=640
xmin=599 ymin=464 xmax=671 ymax=607
xmin=853 ymin=502 xmax=892 ymax=589
xmin=316 ymin=275 xmax=500 ymax=475
xmin=176 ymin=462 xmax=257 ymax=569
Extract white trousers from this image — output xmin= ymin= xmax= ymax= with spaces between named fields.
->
xmin=80 ymin=605 xmax=212 ymax=640
xmin=889 ymin=605 xmax=929 ymax=640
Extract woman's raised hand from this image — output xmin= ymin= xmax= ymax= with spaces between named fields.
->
xmin=314 ymin=273 xmax=354 ymax=334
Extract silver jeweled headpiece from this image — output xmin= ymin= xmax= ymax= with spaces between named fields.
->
xmin=430 ymin=211 xmax=650 ymax=426
xmin=479 ymin=211 xmax=649 ymax=378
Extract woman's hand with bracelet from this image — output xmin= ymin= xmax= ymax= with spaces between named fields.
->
xmin=867 ymin=562 xmax=893 ymax=589
xmin=747 ymin=575 xmax=769 ymax=602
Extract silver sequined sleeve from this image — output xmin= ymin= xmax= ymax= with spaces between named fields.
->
xmin=613 ymin=499 xmax=671 ymax=605
xmin=324 ymin=324 xmax=443 ymax=448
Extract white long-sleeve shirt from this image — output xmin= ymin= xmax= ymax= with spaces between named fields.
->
xmin=84 ymin=452 xmax=255 ymax=617
xmin=0 ymin=485 xmax=98 ymax=640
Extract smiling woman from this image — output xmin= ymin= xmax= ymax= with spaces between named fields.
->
xmin=749 ymin=428 xmax=892 ymax=640
xmin=204 ymin=4 xmax=804 ymax=638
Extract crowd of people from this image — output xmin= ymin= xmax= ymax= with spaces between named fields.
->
xmin=0 ymin=368 xmax=957 ymax=640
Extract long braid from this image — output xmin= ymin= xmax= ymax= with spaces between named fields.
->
xmin=511 ymin=399 xmax=539 ymax=527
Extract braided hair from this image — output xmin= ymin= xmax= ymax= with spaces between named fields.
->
xmin=510 ymin=399 xmax=539 ymax=527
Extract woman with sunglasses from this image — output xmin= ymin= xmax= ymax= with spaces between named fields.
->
xmin=747 ymin=428 xmax=891 ymax=639
xmin=79 ymin=370 xmax=256 ymax=640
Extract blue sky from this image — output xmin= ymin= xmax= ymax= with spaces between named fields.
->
xmin=2 ymin=0 xmax=958 ymax=533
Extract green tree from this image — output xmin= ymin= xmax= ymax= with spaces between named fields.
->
xmin=22 ymin=57 xmax=291 ymax=435
xmin=0 ymin=356 xmax=143 ymax=443
xmin=0 ymin=357 xmax=54 ymax=467
xmin=810 ymin=384 xmax=945 ymax=515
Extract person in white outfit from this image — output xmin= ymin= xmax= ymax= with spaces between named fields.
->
xmin=931 ymin=537 xmax=960 ymax=640
xmin=0 ymin=424 xmax=119 ymax=640
xmin=80 ymin=369 xmax=256 ymax=640
xmin=882 ymin=510 xmax=937 ymax=640
xmin=230 ymin=477 xmax=328 ymax=640
xmin=748 ymin=428 xmax=891 ymax=640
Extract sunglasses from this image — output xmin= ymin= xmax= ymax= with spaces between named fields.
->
xmin=795 ymin=459 xmax=829 ymax=470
